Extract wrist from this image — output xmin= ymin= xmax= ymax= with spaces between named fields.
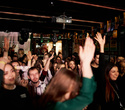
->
xmin=0 ymin=61 xmax=6 ymax=64
xmin=100 ymin=45 xmax=104 ymax=53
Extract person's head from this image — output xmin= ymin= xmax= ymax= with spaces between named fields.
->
xmin=110 ymin=56 xmax=115 ymax=63
xmin=58 ymin=52 xmax=63 ymax=60
xmin=43 ymin=54 xmax=49 ymax=60
xmin=41 ymin=68 xmax=81 ymax=105
xmin=72 ymin=52 xmax=78 ymax=59
xmin=118 ymin=60 xmax=125 ymax=76
xmin=68 ymin=59 xmax=76 ymax=70
xmin=105 ymin=63 xmax=119 ymax=81
xmin=22 ymin=54 xmax=28 ymax=62
xmin=56 ymin=56 xmax=61 ymax=64
xmin=18 ymin=48 xmax=24 ymax=55
xmin=3 ymin=63 xmax=16 ymax=89
xmin=44 ymin=51 xmax=48 ymax=56
xmin=53 ymin=62 xmax=58 ymax=73
xmin=12 ymin=55 xmax=18 ymax=61
xmin=93 ymin=51 xmax=100 ymax=65
xmin=11 ymin=61 xmax=20 ymax=74
xmin=28 ymin=67 xmax=40 ymax=84
xmin=105 ymin=63 xmax=119 ymax=102
xmin=117 ymin=56 xmax=125 ymax=63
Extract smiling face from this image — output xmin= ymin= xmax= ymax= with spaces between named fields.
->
xmin=3 ymin=64 xmax=16 ymax=86
xmin=109 ymin=66 xmax=119 ymax=81
xmin=69 ymin=61 xmax=76 ymax=70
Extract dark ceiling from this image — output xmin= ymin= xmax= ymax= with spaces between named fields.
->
xmin=0 ymin=0 xmax=125 ymax=33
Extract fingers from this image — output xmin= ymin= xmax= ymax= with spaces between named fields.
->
xmin=103 ymin=35 xmax=106 ymax=42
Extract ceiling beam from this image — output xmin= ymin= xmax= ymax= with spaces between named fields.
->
xmin=0 ymin=11 xmax=102 ymax=24
xmin=59 ymin=0 xmax=125 ymax=11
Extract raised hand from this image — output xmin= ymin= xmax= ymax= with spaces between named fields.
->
xmin=3 ymin=37 xmax=9 ymax=52
xmin=79 ymin=37 xmax=95 ymax=78
xmin=49 ymin=52 xmax=54 ymax=60
xmin=27 ymin=51 xmax=33 ymax=60
xmin=94 ymin=32 xmax=106 ymax=53
xmin=79 ymin=37 xmax=95 ymax=65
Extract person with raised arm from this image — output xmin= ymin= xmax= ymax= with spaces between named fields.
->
xmin=39 ymin=36 xmax=96 ymax=110
xmin=87 ymin=32 xmax=106 ymax=110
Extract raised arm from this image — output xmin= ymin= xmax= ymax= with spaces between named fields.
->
xmin=94 ymin=32 xmax=106 ymax=82
xmin=79 ymin=36 xmax=95 ymax=78
xmin=44 ymin=52 xmax=54 ymax=71
xmin=55 ymin=36 xmax=96 ymax=110
xmin=94 ymin=32 xmax=106 ymax=53
xmin=3 ymin=37 xmax=9 ymax=59
xmin=0 ymin=37 xmax=10 ymax=70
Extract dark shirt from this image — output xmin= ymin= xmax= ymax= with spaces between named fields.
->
xmin=101 ymin=81 xmax=124 ymax=110
xmin=0 ymin=85 xmax=32 ymax=110
xmin=87 ymin=53 xmax=105 ymax=110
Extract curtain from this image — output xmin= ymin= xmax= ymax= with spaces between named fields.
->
xmin=0 ymin=31 xmax=31 ymax=53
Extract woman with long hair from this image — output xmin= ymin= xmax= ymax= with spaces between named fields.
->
xmin=102 ymin=62 xmax=125 ymax=110
xmin=39 ymin=37 xmax=96 ymax=110
xmin=0 ymin=63 xmax=32 ymax=109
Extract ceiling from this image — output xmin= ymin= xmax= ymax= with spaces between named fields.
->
xmin=0 ymin=0 xmax=125 ymax=34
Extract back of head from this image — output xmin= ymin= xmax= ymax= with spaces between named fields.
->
xmin=40 ymin=68 xmax=81 ymax=106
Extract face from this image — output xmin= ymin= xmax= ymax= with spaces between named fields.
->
xmin=117 ymin=57 xmax=124 ymax=62
xmin=11 ymin=62 xmax=20 ymax=74
xmin=54 ymin=63 xmax=58 ymax=72
xmin=59 ymin=54 xmax=63 ymax=59
xmin=56 ymin=57 xmax=61 ymax=63
xmin=120 ymin=62 xmax=125 ymax=73
xmin=28 ymin=69 xmax=40 ymax=83
xmin=3 ymin=64 xmax=16 ymax=86
xmin=69 ymin=61 xmax=76 ymax=70
xmin=18 ymin=50 xmax=22 ymax=54
xmin=13 ymin=56 xmax=18 ymax=61
xmin=94 ymin=55 xmax=99 ymax=65
xmin=109 ymin=66 xmax=119 ymax=81
xmin=44 ymin=54 xmax=49 ymax=60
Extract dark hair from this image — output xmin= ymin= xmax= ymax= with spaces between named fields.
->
xmin=94 ymin=51 xmax=100 ymax=58
xmin=28 ymin=67 xmax=40 ymax=76
xmin=33 ymin=58 xmax=43 ymax=72
xmin=105 ymin=62 xmax=118 ymax=102
xmin=68 ymin=58 xmax=79 ymax=74
xmin=11 ymin=60 xmax=20 ymax=65
xmin=2 ymin=63 xmax=16 ymax=85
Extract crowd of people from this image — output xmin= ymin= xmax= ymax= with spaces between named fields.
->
xmin=0 ymin=32 xmax=125 ymax=110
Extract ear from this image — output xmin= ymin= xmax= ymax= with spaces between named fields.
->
xmin=64 ymin=92 xmax=71 ymax=100
xmin=38 ymin=73 xmax=41 ymax=77
xmin=28 ymin=76 xmax=30 ymax=79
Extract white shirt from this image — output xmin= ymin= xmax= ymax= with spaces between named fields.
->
xmin=29 ymin=80 xmax=46 ymax=96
